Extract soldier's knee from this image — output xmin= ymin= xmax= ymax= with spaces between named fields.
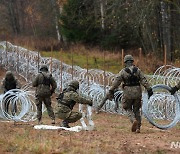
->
xmin=78 ymin=113 xmax=82 ymax=119
xmin=123 ymin=103 xmax=129 ymax=110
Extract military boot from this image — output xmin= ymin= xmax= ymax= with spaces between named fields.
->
xmin=60 ymin=120 xmax=70 ymax=128
xmin=131 ymin=120 xmax=138 ymax=132
xmin=51 ymin=119 xmax=55 ymax=125
xmin=38 ymin=118 xmax=43 ymax=124
xmin=136 ymin=129 xmax=140 ymax=133
xmin=136 ymin=124 xmax=141 ymax=133
xmin=38 ymin=120 xmax=43 ymax=125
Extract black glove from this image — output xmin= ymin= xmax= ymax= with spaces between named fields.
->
xmin=106 ymin=90 xmax=114 ymax=100
xmin=147 ymin=88 xmax=153 ymax=98
xmin=170 ymin=86 xmax=178 ymax=95
xmin=50 ymin=89 xmax=54 ymax=96
xmin=88 ymin=100 xmax=93 ymax=106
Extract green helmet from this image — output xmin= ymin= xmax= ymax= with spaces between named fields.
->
xmin=69 ymin=80 xmax=79 ymax=90
xmin=5 ymin=71 xmax=14 ymax=79
xmin=40 ymin=65 xmax=48 ymax=72
xmin=124 ymin=55 xmax=134 ymax=63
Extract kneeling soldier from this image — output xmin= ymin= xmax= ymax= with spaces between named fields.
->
xmin=56 ymin=80 xmax=93 ymax=128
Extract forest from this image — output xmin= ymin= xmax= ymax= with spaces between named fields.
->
xmin=0 ymin=0 xmax=179 ymax=62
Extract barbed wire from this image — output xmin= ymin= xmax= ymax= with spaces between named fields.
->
xmin=0 ymin=41 xmax=180 ymax=129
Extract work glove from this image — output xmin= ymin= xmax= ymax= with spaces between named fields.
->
xmin=147 ymin=88 xmax=153 ymax=98
xmin=170 ymin=86 xmax=178 ymax=95
xmin=50 ymin=89 xmax=54 ymax=96
xmin=96 ymin=106 xmax=101 ymax=114
xmin=88 ymin=100 xmax=93 ymax=106
xmin=106 ymin=90 xmax=114 ymax=100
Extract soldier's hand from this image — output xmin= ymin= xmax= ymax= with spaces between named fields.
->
xmin=170 ymin=86 xmax=178 ymax=95
xmin=50 ymin=89 xmax=54 ymax=96
xmin=96 ymin=106 xmax=101 ymax=114
xmin=147 ymin=88 xmax=153 ymax=98
xmin=106 ymin=90 xmax=114 ymax=100
xmin=88 ymin=100 xmax=93 ymax=106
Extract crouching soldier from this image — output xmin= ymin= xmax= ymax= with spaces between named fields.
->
xmin=56 ymin=80 xmax=93 ymax=128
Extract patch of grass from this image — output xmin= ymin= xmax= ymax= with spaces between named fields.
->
xmin=41 ymin=50 xmax=123 ymax=74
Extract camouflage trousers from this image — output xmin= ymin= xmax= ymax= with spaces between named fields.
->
xmin=122 ymin=97 xmax=142 ymax=129
xmin=35 ymin=96 xmax=55 ymax=121
xmin=56 ymin=104 xmax=82 ymax=123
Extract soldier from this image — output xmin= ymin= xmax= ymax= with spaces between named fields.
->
xmin=2 ymin=71 xmax=20 ymax=93
xmin=32 ymin=65 xmax=57 ymax=124
xmin=56 ymin=80 xmax=93 ymax=128
xmin=2 ymin=71 xmax=21 ymax=114
xmin=103 ymin=55 xmax=153 ymax=133
xmin=170 ymin=81 xmax=180 ymax=95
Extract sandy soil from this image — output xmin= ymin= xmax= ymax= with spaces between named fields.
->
xmin=0 ymin=67 xmax=180 ymax=154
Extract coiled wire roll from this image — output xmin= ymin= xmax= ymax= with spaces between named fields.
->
xmin=0 ymin=87 xmax=38 ymax=122
xmin=142 ymin=84 xmax=180 ymax=129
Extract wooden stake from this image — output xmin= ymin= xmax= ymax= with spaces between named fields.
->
xmin=121 ymin=49 xmax=124 ymax=68
xmin=60 ymin=48 xmax=63 ymax=92
xmin=103 ymin=50 xmax=106 ymax=110
xmin=27 ymin=49 xmax=29 ymax=80
xmin=17 ymin=46 xmax=19 ymax=73
xmin=37 ymin=48 xmax=40 ymax=73
xmin=50 ymin=45 xmax=53 ymax=74
xmin=6 ymin=40 xmax=8 ymax=67
xmin=164 ymin=45 xmax=167 ymax=70
xmin=139 ymin=48 xmax=142 ymax=60
xmin=86 ymin=50 xmax=89 ymax=86
xmin=71 ymin=49 xmax=74 ymax=80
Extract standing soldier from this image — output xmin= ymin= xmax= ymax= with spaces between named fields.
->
xmin=56 ymin=80 xmax=93 ymax=128
xmin=2 ymin=71 xmax=21 ymax=114
xmin=32 ymin=65 xmax=57 ymax=124
xmin=170 ymin=81 xmax=180 ymax=95
xmin=99 ymin=55 xmax=153 ymax=133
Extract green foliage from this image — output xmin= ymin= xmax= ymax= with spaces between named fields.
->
xmin=40 ymin=50 xmax=122 ymax=74
xmin=60 ymin=0 xmax=101 ymax=44
xmin=60 ymin=0 xmax=141 ymax=49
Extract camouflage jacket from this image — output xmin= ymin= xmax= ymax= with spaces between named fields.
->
xmin=110 ymin=65 xmax=151 ymax=99
xmin=2 ymin=78 xmax=20 ymax=93
xmin=176 ymin=81 xmax=180 ymax=90
xmin=32 ymin=71 xmax=57 ymax=97
xmin=57 ymin=87 xmax=92 ymax=110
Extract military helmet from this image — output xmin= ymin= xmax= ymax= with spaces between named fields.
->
xmin=124 ymin=55 xmax=134 ymax=63
xmin=69 ymin=80 xmax=79 ymax=90
xmin=5 ymin=71 xmax=14 ymax=79
xmin=40 ymin=65 xmax=48 ymax=72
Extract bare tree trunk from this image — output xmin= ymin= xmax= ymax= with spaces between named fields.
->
xmin=100 ymin=0 xmax=105 ymax=30
xmin=50 ymin=0 xmax=62 ymax=42
xmin=160 ymin=1 xmax=171 ymax=61
xmin=5 ymin=0 xmax=21 ymax=35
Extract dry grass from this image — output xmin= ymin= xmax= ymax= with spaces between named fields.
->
xmin=0 ymin=60 xmax=180 ymax=154
xmin=2 ymin=36 xmax=180 ymax=74
xmin=0 ymin=112 xmax=180 ymax=154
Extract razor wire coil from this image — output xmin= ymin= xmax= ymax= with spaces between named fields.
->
xmin=0 ymin=41 xmax=180 ymax=129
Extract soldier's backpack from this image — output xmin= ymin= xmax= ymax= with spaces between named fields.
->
xmin=123 ymin=66 xmax=140 ymax=87
xmin=36 ymin=73 xmax=51 ymax=97
xmin=40 ymin=72 xmax=51 ymax=86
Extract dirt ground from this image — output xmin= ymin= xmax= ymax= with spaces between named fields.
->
xmin=0 ymin=67 xmax=180 ymax=154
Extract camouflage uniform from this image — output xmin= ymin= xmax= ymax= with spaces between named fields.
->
xmin=32 ymin=65 xmax=57 ymax=124
xmin=2 ymin=71 xmax=20 ymax=93
xmin=2 ymin=71 xmax=21 ymax=114
xmin=56 ymin=80 xmax=92 ymax=128
xmin=107 ymin=55 xmax=153 ymax=133
xmin=170 ymin=81 xmax=180 ymax=95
